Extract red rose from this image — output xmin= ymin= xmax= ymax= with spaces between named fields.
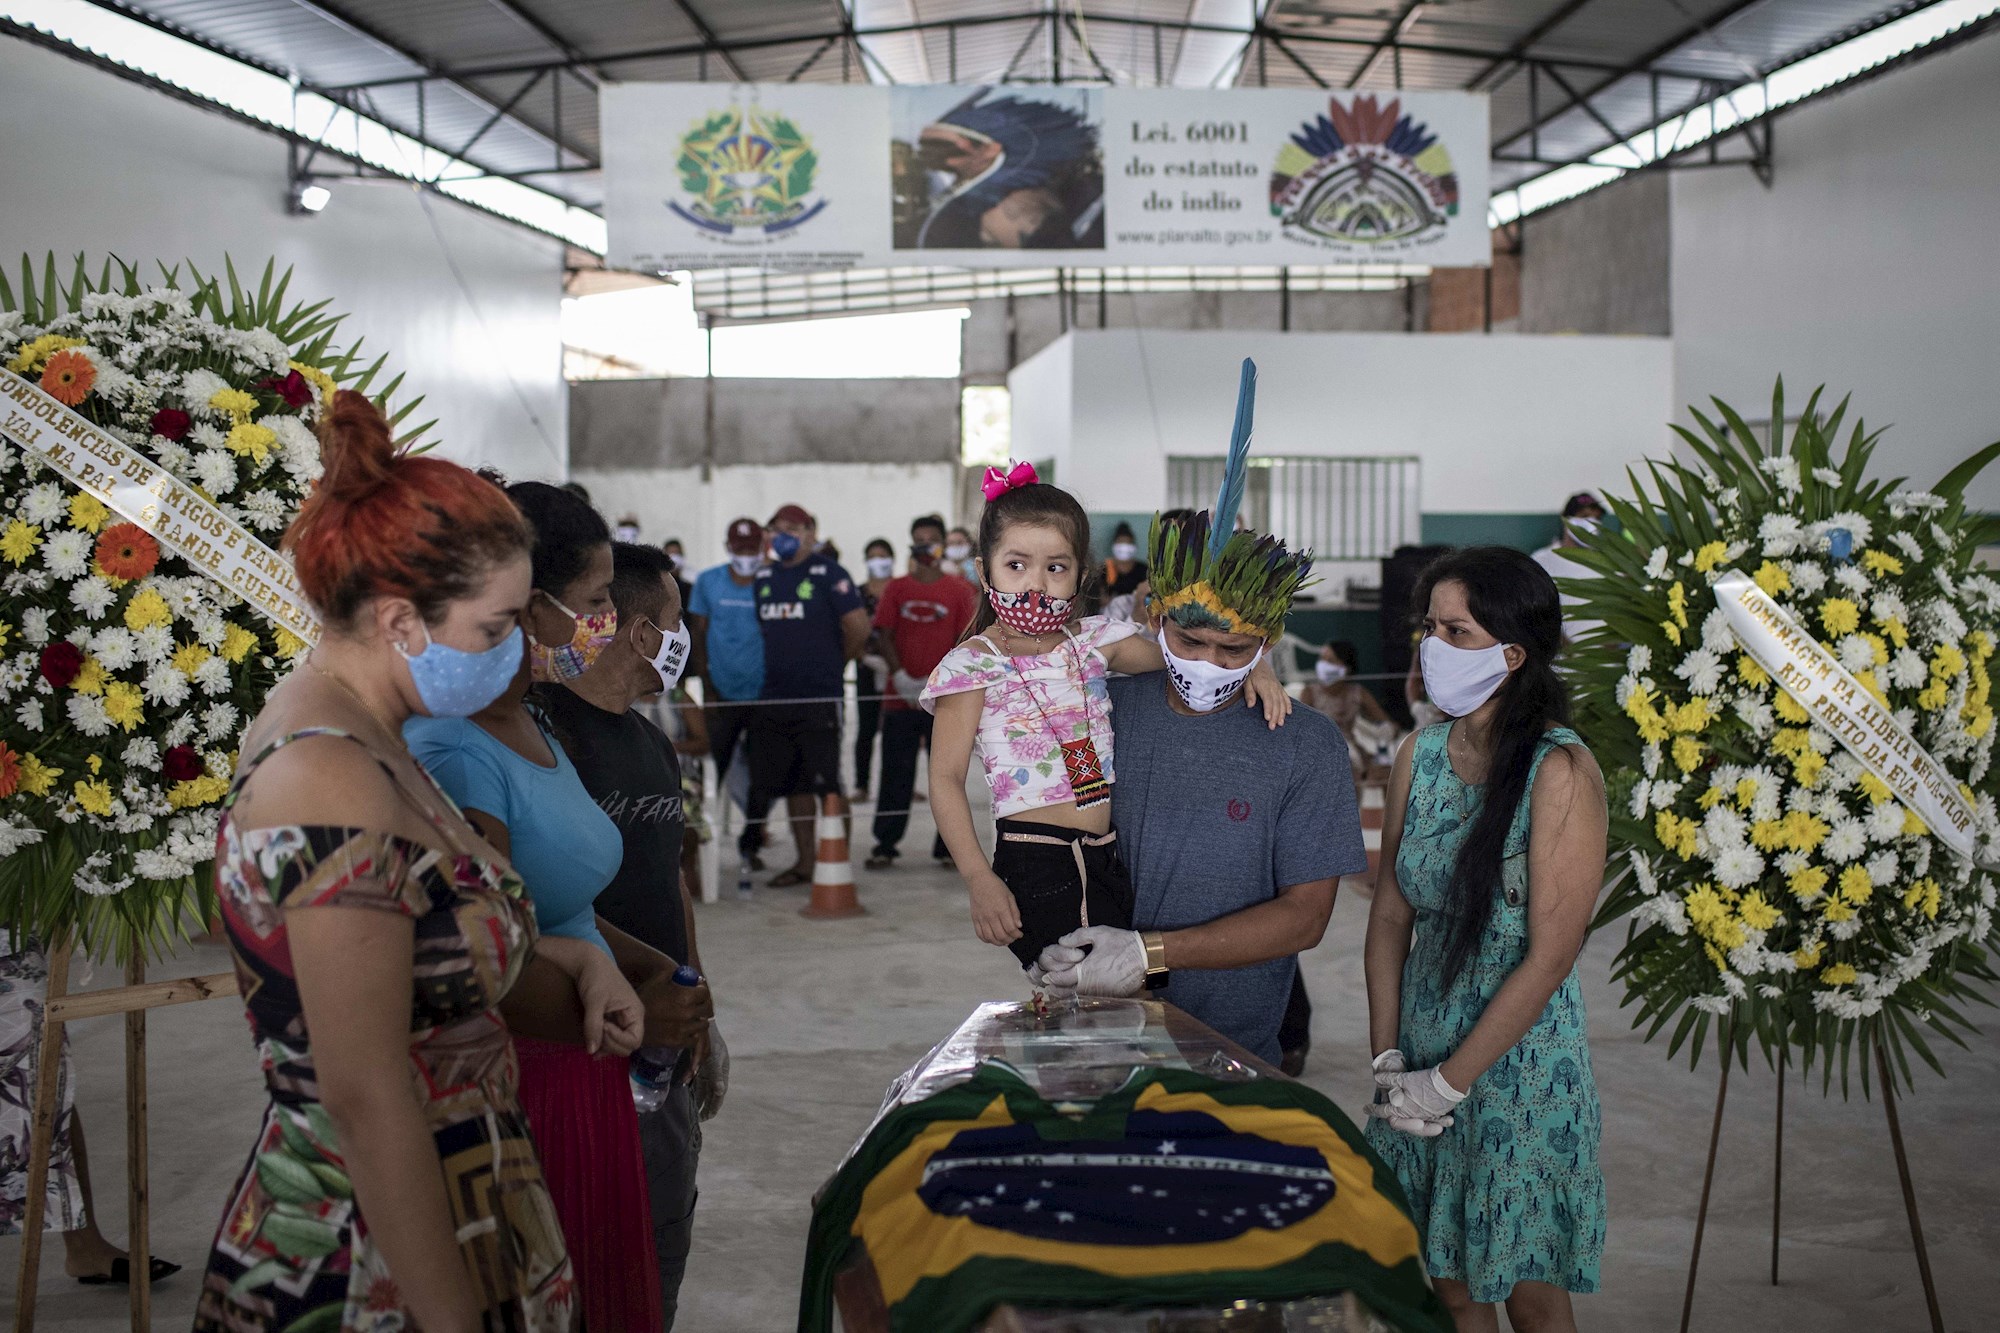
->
xmin=38 ymin=642 xmax=84 ymax=688
xmin=149 ymin=408 xmax=191 ymax=441
xmin=258 ymin=370 xmax=314 ymax=408
xmin=161 ymin=745 xmax=204 ymax=783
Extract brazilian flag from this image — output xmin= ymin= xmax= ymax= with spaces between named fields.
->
xmin=801 ymin=1064 xmax=1451 ymax=1332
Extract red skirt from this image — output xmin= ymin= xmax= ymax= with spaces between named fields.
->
xmin=514 ymin=1036 xmax=665 ymax=1333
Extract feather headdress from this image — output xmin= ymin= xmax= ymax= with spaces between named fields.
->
xmin=1148 ymin=359 xmax=1316 ymax=639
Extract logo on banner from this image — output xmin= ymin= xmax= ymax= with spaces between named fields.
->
xmin=1269 ymin=95 xmax=1460 ymax=250
xmin=671 ymin=103 xmax=827 ymax=239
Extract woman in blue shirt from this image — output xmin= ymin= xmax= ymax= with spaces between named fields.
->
xmin=407 ymin=481 xmax=712 ymax=1333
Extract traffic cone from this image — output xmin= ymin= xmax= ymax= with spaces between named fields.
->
xmin=801 ymin=789 xmax=865 ymax=919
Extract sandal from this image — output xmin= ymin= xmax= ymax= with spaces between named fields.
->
xmin=768 ymin=865 xmax=811 ymax=888
xmin=77 ymin=1256 xmax=181 ymax=1286
xmin=864 ymin=852 xmax=896 ymax=870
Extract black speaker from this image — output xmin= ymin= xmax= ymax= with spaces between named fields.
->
xmin=1377 ymin=544 xmax=1451 ymax=729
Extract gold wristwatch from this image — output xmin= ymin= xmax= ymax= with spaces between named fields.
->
xmin=1141 ymin=931 xmax=1170 ymax=991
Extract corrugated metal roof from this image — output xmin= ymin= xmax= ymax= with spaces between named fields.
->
xmin=93 ymin=0 xmax=1975 ymax=222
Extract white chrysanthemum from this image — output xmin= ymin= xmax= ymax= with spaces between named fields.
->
xmin=1825 ymin=511 xmax=1873 ymax=549
xmin=1634 ymin=893 xmax=1690 ymax=936
xmin=66 ymin=693 xmax=113 ymax=737
xmin=163 ymin=715 xmax=197 ymax=748
xmin=1811 ymin=467 xmax=1843 ymax=486
xmin=193 ymin=655 xmax=231 ymax=696
xmin=89 ymin=627 xmax=136 ymax=670
xmin=41 ymin=529 xmax=92 ymax=580
xmin=0 ymin=817 xmax=45 ymax=859
xmin=74 ymin=854 xmax=133 ymax=898
xmin=187 ymin=421 xmax=225 ymax=451
xmin=1870 ymin=588 xmax=1907 ymax=624
xmin=1713 ymin=845 xmax=1766 ymax=891
xmin=242 ymin=489 xmax=288 ymax=531
xmin=1930 ymin=521 xmax=1956 ymax=553
xmin=1699 ymin=607 xmax=1736 ymax=655
xmin=1822 ymin=816 xmax=1867 ymax=863
xmin=1629 ymin=850 xmax=1659 ymax=896
xmin=1750 ymin=782 xmax=1784 ymax=824
xmin=133 ymin=624 xmax=174 ymax=663
xmin=202 ymin=701 xmax=240 ymax=743
xmin=1627 ymin=644 xmax=1652 ymax=675
xmin=1888 ymin=489 xmax=1946 ymax=514
xmin=1643 ymin=547 xmax=1669 ymax=579
xmin=1761 ymin=456 xmax=1802 ymax=494
xmin=141 ymin=660 xmax=190 ymax=706
xmin=1676 ymin=648 xmax=1726 ymax=696
xmin=1889 ymin=531 xmax=1923 ymax=562
xmin=191 ymin=611 xmax=226 ymax=649
xmin=1837 ymin=635 xmax=1877 ymax=674
xmin=122 ymin=737 xmax=161 ymax=770
xmin=1629 ymin=781 xmax=1651 ymax=820
xmin=69 ymin=576 xmax=116 ymax=620
xmin=15 ymin=700 xmax=43 ymax=732
xmin=180 ymin=368 xmax=228 ymax=413
xmin=1833 ymin=564 xmax=1871 ymax=598
xmin=1920 ymin=598 xmax=1967 ymax=644
xmin=269 ymin=415 xmax=322 ymax=481
xmin=1776 ymin=850 xmax=1809 ymax=876
xmin=194 ymin=450 xmax=236 ymax=496
xmin=1866 ymin=849 xmax=1901 ymax=887
xmin=1692 ymin=992 xmax=1734 ymax=1014
xmin=1651 ymin=779 xmax=1683 ymax=810
xmin=1963 ymin=574 xmax=2000 ymax=614
xmin=1807 ymin=725 xmax=1835 ymax=755
xmin=21 ymin=608 xmax=51 ymax=646
xmin=1870 ymin=800 xmax=1908 ymax=841
xmin=1759 ymin=513 xmax=1805 ymax=556
xmin=1735 ymin=695 xmax=1775 ymax=737
xmin=20 ymin=483 xmax=66 ymax=525
xmin=1935 ymin=568 xmax=1959 ymax=600
xmin=133 ymin=847 xmax=195 ymax=882
xmin=1825 ymin=752 xmax=1862 ymax=791
xmin=1704 ymin=803 xmax=1748 ymax=846
xmin=1888 ymin=648 xmax=1927 ymax=689
xmin=154 ymin=440 xmax=194 ymax=478
xmin=1642 ymin=743 xmax=1663 ymax=777
xmin=1787 ymin=561 xmax=1828 ymax=595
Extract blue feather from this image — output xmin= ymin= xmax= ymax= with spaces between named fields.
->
xmin=1207 ymin=358 xmax=1257 ymax=566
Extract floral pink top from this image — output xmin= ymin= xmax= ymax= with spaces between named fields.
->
xmin=921 ymin=614 xmax=1139 ymax=818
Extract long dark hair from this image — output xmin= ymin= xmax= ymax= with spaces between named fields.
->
xmin=964 ymin=483 xmax=1100 ymax=640
xmin=504 ymin=480 xmax=610 ymax=596
xmin=1414 ymin=546 xmax=1571 ymax=987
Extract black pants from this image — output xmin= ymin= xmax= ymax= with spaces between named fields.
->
xmin=872 ymin=708 xmax=943 ymax=858
xmin=854 ymin=663 xmax=882 ymax=793
xmin=990 ymin=819 xmax=1136 ymax=968
xmin=637 ymin=1082 xmax=699 ymax=1330
xmin=1280 ymin=969 xmax=1312 ymax=1056
xmin=706 ymin=697 xmax=759 ymax=857
xmin=745 ymin=701 xmax=843 ymax=843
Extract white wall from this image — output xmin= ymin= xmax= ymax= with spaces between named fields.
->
xmin=570 ymin=462 xmax=959 ymax=572
xmin=1672 ymin=34 xmax=2000 ymax=510
xmin=1011 ymin=328 xmax=1675 ymax=514
xmin=0 ymin=37 xmax=567 ymax=479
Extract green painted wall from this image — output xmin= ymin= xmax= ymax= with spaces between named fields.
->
xmin=1420 ymin=512 xmax=1560 ymax=552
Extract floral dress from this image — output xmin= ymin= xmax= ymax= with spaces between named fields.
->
xmin=0 ymin=933 xmax=84 ymax=1236
xmin=195 ymin=728 xmax=573 ymax=1333
xmin=1364 ymin=724 xmax=1606 ymax=1303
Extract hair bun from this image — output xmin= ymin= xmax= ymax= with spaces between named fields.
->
xmin=316 ymin=388 xmax=397 ymax=503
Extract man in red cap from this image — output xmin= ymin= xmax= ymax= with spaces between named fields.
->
xmin=749 ymin=504 xmax=870 ymax=885
xmin=689 ymin=516 xmax=769 ymax=865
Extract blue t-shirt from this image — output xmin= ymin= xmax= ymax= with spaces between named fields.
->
xmin=754 ymin=556 xmax=865 ymax=700
xmin=1107 ymin=675 xmax=1367 ymax=1063
xmin=689 ymin=562 xmax=765 ymax=703
xmin=404 ymin=713 xmax=622 ymax=956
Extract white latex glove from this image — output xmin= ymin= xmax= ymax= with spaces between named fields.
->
xmin=1364 ymin=1049 xmax=1438 ymax=1137
xmin=1039 ymin=926 xmax=1147 ymax=997
xmin=1368 ymin=1065 xmax=1465 ymax=1137
xmin=694 ymin=1021 xmax=729 ymax=1122
xmin=1031 ymin=941 xmax=1087 ymax=996
xmin=891 ymin=669 xmax=925 ymax=706
xmin=861 ymin=653 xmax=890 ymax=678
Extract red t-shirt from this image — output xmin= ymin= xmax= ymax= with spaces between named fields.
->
xmin=874 ymin=574 xmax=979 ymax=711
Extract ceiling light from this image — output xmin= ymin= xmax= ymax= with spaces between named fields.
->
xmin=289 ymin=180 xmax=331 ymax=214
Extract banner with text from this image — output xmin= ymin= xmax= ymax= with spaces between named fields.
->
xmin=602 ymin=84 xmax=1490 ymax=273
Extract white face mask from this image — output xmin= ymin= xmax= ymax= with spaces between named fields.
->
xmin=944 ymin=542 xmax=972 ymax=562
xmin=1162 ymin=639 xmax=1260 ymax=713
xmin=1316 ymin=659 xmax=1348 ymax=685
xmin=728 ymin=553 xmax=762 ymax=577
xmin=1420 ymin=635 xmax=1514 ymax=717
xmin=613 ymin=524 xmax=641 ymax=544
xmin=644 ymin=617 xmax=692 ymax=694
xmin=1111 ymin=542 xmax=1138 ymax=562
xmin=866 ymin=556 xmax=895 ymax=580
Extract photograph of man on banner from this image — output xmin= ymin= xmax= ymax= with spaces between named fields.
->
xmin=891 ymin=86 xmax=1105 ymax=251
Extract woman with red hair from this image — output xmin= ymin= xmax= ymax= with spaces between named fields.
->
xmin=195 ymin=391 xmax=640 ymax=1333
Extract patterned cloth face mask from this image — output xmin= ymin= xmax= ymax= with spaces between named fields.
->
xmin=530 ymin=595 xmax=619 ymax=682
xmin=400 ymin=625 xmax=525 ymax=717
xmin=987 ymin=585 xmax=1073 ymax=636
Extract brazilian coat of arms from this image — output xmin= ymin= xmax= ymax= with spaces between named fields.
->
xmin=670 ymin=103 xmax=827 ymax=237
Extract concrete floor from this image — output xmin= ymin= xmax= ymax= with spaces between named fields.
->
xmin=3 ymin=792 xmax=1997 ymax=1332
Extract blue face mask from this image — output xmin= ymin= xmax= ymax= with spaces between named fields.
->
xmin=769 ymin=531 xmax=802 ymax=562
xmin=399 ymin=624 xmax=524 ymax=718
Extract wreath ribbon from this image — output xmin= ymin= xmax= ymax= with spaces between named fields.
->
xmin=1714 ymin=568 xmax=1990 ymax=867
xmin=0 ymin=369 xmax=321 ymax=642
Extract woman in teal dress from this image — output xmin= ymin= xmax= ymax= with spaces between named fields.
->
xmin=1363 ymin=546 xmax=1609 ymax=1333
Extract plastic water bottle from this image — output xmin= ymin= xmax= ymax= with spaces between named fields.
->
xmin=631 ymin=964 xmax=701 ymax=1113
xmin=736 ymin=864 xmax=753 ymax=900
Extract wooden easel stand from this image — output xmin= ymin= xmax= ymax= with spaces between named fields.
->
xmin=1678 ymin=1027 xmax=1946 ymax=1333
xmin=12 ymin=937 xmax=237 ymax=1333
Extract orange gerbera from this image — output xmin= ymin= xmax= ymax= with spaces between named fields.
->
xmin=95 ymin=523 xmax=160 ymax=581
xmin=40 ymin=349 xmax=95 ymax=406
xmin=0 ymin=741 xmax=19 ymax=799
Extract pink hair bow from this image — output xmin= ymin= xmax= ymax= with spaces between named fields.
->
xmin=982 ymin=459 xmax=1039 ymax=501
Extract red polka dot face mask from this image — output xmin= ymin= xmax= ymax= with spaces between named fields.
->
xmin=987 ymin=584 xmax=1073 ymax=636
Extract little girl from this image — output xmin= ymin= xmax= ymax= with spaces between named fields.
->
xmin=923 ymin=465 xmax=1289 ymax=970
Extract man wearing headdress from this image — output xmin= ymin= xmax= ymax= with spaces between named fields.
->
xmin=1037 ymin=458 xmax=1366 ymax=1065
xmin=901 ymin=90 xmax=1105 ymax=250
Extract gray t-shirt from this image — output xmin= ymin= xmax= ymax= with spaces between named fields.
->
xmin=1108 ymin=674 xmax=1367 ymax=1063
